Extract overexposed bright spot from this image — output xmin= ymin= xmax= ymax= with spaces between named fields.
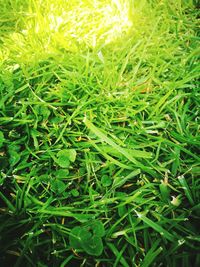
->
xmin=25 ymin=0 xmax=133 ymax=50
xmin=4 ymin=0 xmax=134 ymax=62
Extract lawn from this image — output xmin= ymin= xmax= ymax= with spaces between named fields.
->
xmin=0 ymin=0 xmax=200 ymax=266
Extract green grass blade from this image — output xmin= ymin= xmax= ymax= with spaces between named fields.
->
xmin=135 ymin=211 xmax=175 ymax=242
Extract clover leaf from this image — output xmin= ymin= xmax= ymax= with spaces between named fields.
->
xmin=65 ymin=149 xmax=77 ymax=163
xmin=55 ymin=169 xmax=69 ymax=178
xmin=56 ymin=150 xmax=70 ymax=168
xmin=85 ymin=220 xmax=105 ymax=237
xmin=35 ymin=105 xmax=50 ymax=120
xmin=71 ymin=189 xmax=79 ymax=197
xmin=69 ymin=220 xmax=105 ymax=256
xmin=56 ymin=149 xmax=77 ymax=168
xmin=80 ymin=228 xmax=93 ymax=240
xmin=51 ymin=179 xmax=67 ymax=194
xmin=82 ymin=235 xmax=103 ymax=256
xmin=101 ymin=175 xmax=112 ymax=187
xmin=8 ymin=144 xmax=21 ymax=167
xmin=9 ymin=151 xmax=21 ymax=166
xmin=69 ymin=226 xmax=82 ymax=249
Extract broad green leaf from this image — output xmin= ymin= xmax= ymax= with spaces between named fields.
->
xmin=118 ymin=205 xmax=127 ymax=217
xmin=56 ymin=157 xmax=70 ymax=168
xmin=51 ymin=179 xmax=67 ymax=194
xmin=50 ymin=116 xmax=64 ymax=124
xmin=82 ymin=235 xmax=103 ymax=256
xmin=80 ymin=228 xmax=92 ymax=240
xmin=57 ymin=150 xmax=70 ymax=168
xmin=69 ymin=221 xmax=105 ymax=256
xmin=71 ymin=189 xmax=79 ymax=197
xmin=56 ymin=149 xmax=77 ymax=167
xmin=35 ymin=105 xmax=51 ymax=120
xmin=55 ymin=169 xmax=69 ymax=178
xmin=85 ymin=220 xmax=105 ymax=237
xmin=101 ymin=175 xmax=112 ymax=187
xmin=69 ymin=227 xmax=92 ymax=250
xmin=8 ymin=144 xmax=20 ymax=152
xmin=67 ymin=149 xmax=77 ymax=162
xmin=69 ymin=226 xmax=83 ymax=249
xmin=9 ymin=151 xmax=21 ymax=167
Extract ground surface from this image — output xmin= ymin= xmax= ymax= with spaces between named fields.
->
xmin=0 ymin=0 xmax=200 ymax=266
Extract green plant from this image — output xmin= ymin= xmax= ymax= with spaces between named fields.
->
xmin=69 ymin=220 xmax=105 ymax=256
xmin=56 ymin=149 xmax=77 ymax=168
xmin=0 ymin=0 xmax=199 ymax=266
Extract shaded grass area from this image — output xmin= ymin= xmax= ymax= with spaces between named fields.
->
xmin=0 ymin=0 xmax=200 ymax=266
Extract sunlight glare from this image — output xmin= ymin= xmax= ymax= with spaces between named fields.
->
xmin=33 ymin=0 xmax=133 ymax=50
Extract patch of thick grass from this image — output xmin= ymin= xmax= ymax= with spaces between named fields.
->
xmin=0 ymin=0 xmax=200 ymax=266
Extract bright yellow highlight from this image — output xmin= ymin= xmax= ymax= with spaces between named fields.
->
xmin=47 ymin=0 xmax=133 ymax=48
xmin=2 ymin=0 xmax=134 ymax=63
xmin=22 ymin=0 xmax=133 ymax=52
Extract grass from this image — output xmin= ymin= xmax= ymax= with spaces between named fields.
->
xmin=0 ymin=0 xmax=199 ymax=266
